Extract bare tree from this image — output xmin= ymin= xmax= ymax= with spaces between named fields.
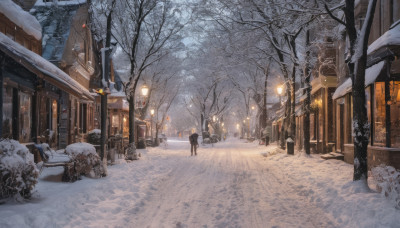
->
xmin=111 ymin=0 xmax=186 ymax=153
xmin=326 ymin=0 xmax=378 ymax=181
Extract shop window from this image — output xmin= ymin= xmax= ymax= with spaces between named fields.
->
xmin=2 ymin=87 xmax=13 ymax=138
xmin=374 ymin=82 xmax=386 ymax=145
xmin=19 ymin=92 xmax=32 ymax=143
xmin=310 ymin=113 xmax=315 ymax=140
xmin=123 ymin=115 xmax=129 ymax=137
xmin=390 ymin=81 xmax=400 ymax=147
xmin=51 ymin=99 xmax=58 ymax=144
xmin=112 ymin=113 xmax=120 ymax=128
xmin=366 ymin=86 xmax=371 ymax=123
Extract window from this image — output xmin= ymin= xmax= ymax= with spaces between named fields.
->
xmin=390 ymin=81 xmax=400 ymax=147
xmin=374 ymin=82 xmax=386 ymax=145
xmin=123 ymin=115 xmax=128 ymax=137
xmin=112 ymin=113 xmax=120 ymax=128
xmin=2 ymin=87 xmax=13 ymax=138
xmin=51 ymin=99 xmax=58 ymax=144
xmin=19 ymin=92 xmax=32 ymax=143
xmin=310 ymin=113 xmax=315 ymax=140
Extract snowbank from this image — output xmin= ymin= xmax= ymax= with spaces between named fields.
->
xmin=0 ymin=0 xmax=42 ymax=40
xmin=65 ymin=142 xmax=96 ymax=157
xmin=0 ymin=139 xmax=38 ymax=199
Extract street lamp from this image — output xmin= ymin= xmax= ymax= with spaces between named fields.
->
xmin=150 ymin=108 xmax=155 ymax=144
xmin=277 ymin=84 xmax=284 ymax=104
xmin=141 ymin=84 xmax=149 ymax=96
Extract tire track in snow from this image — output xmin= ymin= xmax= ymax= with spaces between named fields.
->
xmin=129 ymin=140 xmax=338 ymax=228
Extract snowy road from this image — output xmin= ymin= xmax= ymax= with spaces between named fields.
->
xmin=1 ymin=138 xmax=399 ymax=228
xmin=132 ymin=140 xmax=335 ymax=228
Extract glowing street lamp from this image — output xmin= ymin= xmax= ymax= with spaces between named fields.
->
xmin=141 ymin=84 xmax=149 ymax=96
xmin=277 ymin=84 xmax=284 ymax=104
xmin=150 ymin=108 xmax=155 ymax=143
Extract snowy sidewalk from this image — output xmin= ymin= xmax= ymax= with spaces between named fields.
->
xmin=0 ymin=138 xmax=399 ymax=228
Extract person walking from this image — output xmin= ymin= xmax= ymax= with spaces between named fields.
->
xmin=189 ymin=132 xmax=199 ymax=156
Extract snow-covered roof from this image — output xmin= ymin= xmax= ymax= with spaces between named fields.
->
xmin=30 ymin=2 xmax=83 ymax=62
xmin=332 ymin=61 xmax=385 ymax=99
xmin=0 ymin=33 xmax=93 ymax=100
xmin=34 ymin=0 xmax=87 ymax=6
xmin=0 ymin=0 xmax=42 ymax=40
xmin=368 ymin=21 xmax=400 ymax=54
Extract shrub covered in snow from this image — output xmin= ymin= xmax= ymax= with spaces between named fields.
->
xmin=0 ymin=139 xmax=39 ymax=199
xmin=371 ymin=165 xmax=400 ymax=208
xmin=87 ymin=129 xmax=101 ymax=145
xmin=65 ymin=143 xmax=104 ymax=179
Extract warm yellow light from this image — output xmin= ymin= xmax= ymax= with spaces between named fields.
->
xmin=141 ymin=84 xmax=149 ymax=96
xmin=236 ymin=123 xmax=239 ymax=129
xmin=251 ymin=106 xmax=255 ymax=110
xmin=277 ymin=85 xmax=283 ymax=95
xmin=221 ymin=122 xmax=224 ymax=126
xmin=150 ymin=109 xmax=155 ymax=116
xmin=247 ymin=116 xmax=250 ymax=120
xmin=123 ymin=117 xmax=127 ymax=122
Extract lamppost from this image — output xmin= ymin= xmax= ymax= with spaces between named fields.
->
xmin=247 ymin=116 xmax=250 ymax=138
xmin=150 ymin=108 xmax=155 ymax=144
xmin=277 ymin=84 xmax=284 ymax=104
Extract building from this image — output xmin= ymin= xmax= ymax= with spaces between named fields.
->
xmin=0 ymin=0 xmax=93 ymax=152
xmin=332 ymin=0 xmax=400 ymax=169
xmin=30 ymin=0 xmax=97 ymax=148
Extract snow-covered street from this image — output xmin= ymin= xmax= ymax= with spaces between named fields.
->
xmin=1 ymin=138 xmax=399 ymax=228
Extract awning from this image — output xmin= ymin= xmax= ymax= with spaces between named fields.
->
xmin=332 ymin=61 xmax=385 ymax=99
xmin=0 ymin=33 xmax=93 ymax=100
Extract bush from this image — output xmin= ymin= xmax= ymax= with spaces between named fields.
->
xmin=371 ymin=165 xmax=400 ymax=208
xmin=87 ymin=129 xmax=101 ymax=145
xmin=0 ymin=139 xmax=39 ymax=199
xmin=65 ymin=143 xmax=105 ymax=180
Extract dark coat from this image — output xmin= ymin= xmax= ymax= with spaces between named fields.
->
xmin=189 ymin=133 xmax=199 ymax=145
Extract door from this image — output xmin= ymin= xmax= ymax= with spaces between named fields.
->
xmin=339 ymin=104 xmax=344 ymax=152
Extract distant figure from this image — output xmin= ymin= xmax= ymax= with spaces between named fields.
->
xmin=189 ymin=133 xmax=199 ymax=156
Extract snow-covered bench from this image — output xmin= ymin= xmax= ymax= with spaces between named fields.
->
xmin=34 ymin=145 xmax=74 ymax=178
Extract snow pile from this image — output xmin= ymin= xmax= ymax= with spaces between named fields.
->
xmin=87 ymin=129 xmax=101 ymax=145
xmin=0 ymin=0 xmax=42 ymax=40
xmin=65 ymin=143 xmax=103 ymax=179
xmin=0 ymin=139 xmax=38 ymax=199
xmin=371 ymin=165 xmax=400 ymax=209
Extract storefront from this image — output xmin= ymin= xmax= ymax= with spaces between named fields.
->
xmin=333 ymin=57 xmax=400 ymax=169
xmin=0 ymin=33 xmax=94 ymax=148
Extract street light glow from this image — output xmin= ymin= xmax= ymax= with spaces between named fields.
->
xmin=150 ymin=109 xmax=155 ymax=116
xmin=141 ymin=84 xmax=149 ymax=96
xmin=277 ymin=85 xmax=283 ymax=95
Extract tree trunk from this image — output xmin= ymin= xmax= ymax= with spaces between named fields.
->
xmin=129 ymin=95 xmax=135 ymax=144
xmin=350 ymin=0 xmax=377 ymax=181
xmin=303 ymin=30 xmax=311 ymax=155
xmin=290 ymin=65 xmax=296 ymax=140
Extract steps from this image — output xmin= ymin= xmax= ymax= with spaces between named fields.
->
xmin=321 ymin=152 xmax=344 ymax=160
